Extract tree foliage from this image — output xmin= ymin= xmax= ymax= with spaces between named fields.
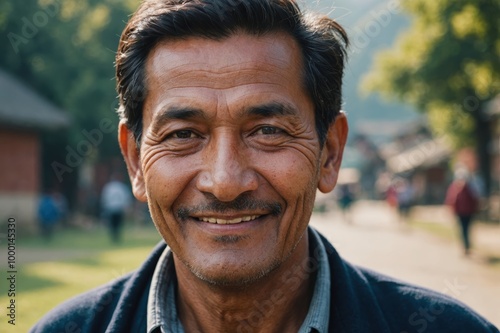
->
xmin=363 ymin=0 xmax=500 ymax=149
xmin=0 ymin=0 xmax=139 ymax=193
xmin=1 ymin=0 xmax=139 ymax=142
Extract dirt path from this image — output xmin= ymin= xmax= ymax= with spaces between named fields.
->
xmin=310 ymin=200 xmax=500 ymax=327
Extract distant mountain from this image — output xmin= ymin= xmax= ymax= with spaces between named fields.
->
xmin=302 ymin=0 xmax=420 ymax=141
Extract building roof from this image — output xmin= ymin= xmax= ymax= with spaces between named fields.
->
xmin=0 ymin=69 xmax=70 ymax=130
xmin=385 ymin=137 xmax=451 ymax=174
xmin=355 ymin=117 xmax=428 ymax=145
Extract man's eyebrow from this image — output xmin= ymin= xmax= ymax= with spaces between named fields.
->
xmin=151 ymin=107 xmax=205 ymax=132
xmin=245 ymin=102 xmax=299 ymax=118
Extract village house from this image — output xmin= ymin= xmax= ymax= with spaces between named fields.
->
xmin=0 ymin=69 xmax=69 ymax=232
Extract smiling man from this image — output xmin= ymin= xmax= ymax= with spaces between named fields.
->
xmin=31 ymin=0 xmax=499 ymax=332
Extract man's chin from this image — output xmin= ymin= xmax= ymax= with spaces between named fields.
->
xmin=183 ymin=258 xmax=283 ymax=288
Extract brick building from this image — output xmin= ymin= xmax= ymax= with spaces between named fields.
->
xmin=0 ymin=70 xmax=69 ymax=232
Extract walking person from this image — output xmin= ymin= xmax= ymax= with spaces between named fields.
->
xmin=100 ymin=173 xmax=132 ymax=243
xmin=445 ymin=169 xmax=480 ymax=256
xmin=396 ymin=178 xmax=414 ymax=223
xmin=337 ymin=184 xmax=355 ymax=223
xmin=37 ymin=191 xmax=60 ymax=241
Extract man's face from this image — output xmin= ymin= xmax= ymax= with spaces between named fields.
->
xmin=120 ymin=32 xmax=347 ymax=285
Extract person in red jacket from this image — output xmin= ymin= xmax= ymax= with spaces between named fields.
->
xmin=445 ymin=168 xmax=480 ymax=256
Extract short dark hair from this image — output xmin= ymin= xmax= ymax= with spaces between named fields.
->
xmin=116 ymin=0 xmax=348 ymax=147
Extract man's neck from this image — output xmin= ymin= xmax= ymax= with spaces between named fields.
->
xmin=174 ymin=235 xmax=314 ymax=333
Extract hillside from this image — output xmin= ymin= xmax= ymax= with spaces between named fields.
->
xmin=304 ymin=0 xmax=420 ymax=141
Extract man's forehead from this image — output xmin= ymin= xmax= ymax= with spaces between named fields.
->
xmin=140 ymin=31 xmax=315 ymax=129
xmin=145 ymin=31 xmax=304 ymax=86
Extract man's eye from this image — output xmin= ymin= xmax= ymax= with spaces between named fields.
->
xmin=257 ymin=126 xmax=281 ymax=135
xmin=171 ymin=130 xmax=196 ymax=139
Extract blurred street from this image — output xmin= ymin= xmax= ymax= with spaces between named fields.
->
xmin=311 ymin=200 xmax=500 ymax=327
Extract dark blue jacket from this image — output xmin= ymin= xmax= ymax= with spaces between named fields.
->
xmin=30 ymin=232 xmax=499 ymax=333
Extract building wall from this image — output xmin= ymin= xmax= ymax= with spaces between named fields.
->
xmin=0 ymin=193 xmax=38 ymax=233
xmin=0 ymin=130 xmax=39 ymax=192
xmin=0 ymin=129 xmax=39 ymax=230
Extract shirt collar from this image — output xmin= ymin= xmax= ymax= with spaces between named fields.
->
xmin=147 ymin=246 xmax=180 ymax=333
xmin=147 ymin=226 xmax=331 ymax=333
xmin=298 ymin=227 xmax=331 ymax=333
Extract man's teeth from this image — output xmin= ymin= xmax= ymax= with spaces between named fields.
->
xmin=199 ymin=215 xmax=260 ymax=224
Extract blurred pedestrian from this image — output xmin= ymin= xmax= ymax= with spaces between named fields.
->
xmin=37 ymin=190 xmax=61 ymax=241
xmin=385 ymin=179 xmax=399 ymax=209
xmin=100 ymin=173 xmax=132 ymax=243
xmin=445 ymin=168 xmax=480 ymax=256
xmin=396 ymin=178 xmax=414 ymax=223
xmin=375 ymin=171 xmax=392 ymax=200
xmin=337 ymin=184 xmax=355 ymax=223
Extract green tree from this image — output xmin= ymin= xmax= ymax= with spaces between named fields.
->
xmin=363 ymin=0 xmax=500 ymax=195
xmin=1 ymin=0 xmax=138 ymax=205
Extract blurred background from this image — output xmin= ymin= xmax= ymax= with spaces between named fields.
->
xmin=0 ymin=0 xmax=499 ymax=331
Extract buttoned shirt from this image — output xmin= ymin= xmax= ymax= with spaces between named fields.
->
xmin=147 ymin=227 xmax=331 ymax=333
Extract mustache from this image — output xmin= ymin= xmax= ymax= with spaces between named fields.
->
xmin=176 ymin=194 xmax=282 ymax=221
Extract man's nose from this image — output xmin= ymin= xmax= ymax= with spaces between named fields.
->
xmin=196 ymin=134 xmax=258 ymax=202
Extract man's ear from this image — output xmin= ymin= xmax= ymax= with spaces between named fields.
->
xmin=118 ymin=121 xmax=147 ymax=202
xmin=318 ymin=112 xmax=348 ymax=193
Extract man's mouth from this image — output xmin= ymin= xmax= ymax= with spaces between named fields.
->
xmin=196 ymin=215 xmax=261 ymax=225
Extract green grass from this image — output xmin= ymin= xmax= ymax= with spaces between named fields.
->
xmin=19 ymin=222 xmax=161 ymax=249
xmin=0 ymin=224 xmax=162 ymax=333
xmin=411 ymin=220 xmax=457 ymax=242
xmin=411 ymin=219 xmax=500 ymax=270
